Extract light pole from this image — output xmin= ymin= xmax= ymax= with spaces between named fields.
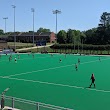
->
xmin=64 ymin=38 xmax=67 ymax=53
xmin=53 ymin=10 xmax=61 ymax=43
xmin=3 ymin=17 xmax=8 ymax=33
xmin=12 ymin=5 xmax=16 ymax=50
xmin=74 ymin=37 xmax=75 ymax=54
xmin=1 ymin=87 xmax=10 ymax=109
xmin=31 ymin=8 xmax=35 ymax=47
xmin=82 ymin=39 xmax=83 ymax=54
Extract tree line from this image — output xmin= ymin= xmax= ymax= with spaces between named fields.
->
xmin=57 ymin=12 xmax=110 ymax=45
xmin=1 ymin=12 xmax=110 ymax=45
xmin=0 ymin=27 xmax=51 ymax=36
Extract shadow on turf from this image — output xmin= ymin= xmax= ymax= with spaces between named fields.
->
xmin=85 ymin=86 xmax=96 ymax=89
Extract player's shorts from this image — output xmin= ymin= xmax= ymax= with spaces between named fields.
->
xmin=92 ymin=80 xmax=95 ymax=83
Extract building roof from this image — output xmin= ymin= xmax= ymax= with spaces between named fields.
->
xmin=9 ymin=32 xmax=21 ymax=36
xmin=8 ymin=32 xmax=53 ymax=37
xmin=20 ymin=32 xmax=39 ymax=36
xmin=39 ymin=32 xmax=51 ymax=36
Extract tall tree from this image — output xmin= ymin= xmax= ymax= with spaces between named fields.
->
xmin=100 ymin=12 xmax=110 ymax=27
xmin=74 ymin=30 xmax=81 ymax=44
xmin=84 ymin=28 xmax=97 ymax=44
xmin=97 ymin=12 xmax=110 ymax=44
xmin=0 ymin=29 xmax=4 ymax=35
xmin=80 ymin=32 xmax=86 ymax=44
xmin=57 ymin=30 xmax=67 ymax=44
xmin=67 ymin=29 xmax=75 ymax=43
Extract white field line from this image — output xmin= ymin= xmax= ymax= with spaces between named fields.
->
xmin=0 ymin=75 xmax=110 ymax=93
xmin=5 ymin=57 xmax=110 ymax=78
xmin=0 ymin=76 xmax=83 ymax=89
xmin=86 ymin=88 xmax=110 ymax=93
xmin=5 ymin=64 xmax=75 ymax=78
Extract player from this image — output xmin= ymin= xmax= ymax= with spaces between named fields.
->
xmin=65 ymin=54 xmax=66 ymax=58
xmin=9 ymin=55 xmax=12 ymax=61
xmin=32 ymin=53 xmax=34 ymax=58
xmin=51 ymin=54 xmax=53 ymax=57
xmin=9 ymin=56 xmax=10 ymax=62
xmin=15 ymin=58 xmax=17 ymax=63
xmin=18 ymin=54 xmax=20 ymax=59
xmin=78 ymin=58 xmax=80 ymax=64
xmin=99 ymin=57 xmax=101 ymax=62
xmin=59 ymin=58 xmax=62 ymax=63
xmin=10 ymin=54 xmax=12 ymax=60
xmin=9 ymin=56 xmax=11 ymax=62
xmin=89 ymin=73 xmax=95 ymax=88
xmin=75 ymin=63 xmax=78 ymax=71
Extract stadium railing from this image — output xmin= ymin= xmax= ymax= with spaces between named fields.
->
xmin=0 ymin=95 xmax=74 ymax=110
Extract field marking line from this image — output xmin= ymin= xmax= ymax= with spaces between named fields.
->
xmin=86 ymin=88 xmax=110 ymax=93
xmin=0 ymin=75 xmax=110 ymax=93
xmin=0 ymin=76 xmax=83 ymax=89
xmin=5 ymin=57 xmax=110 ymax=78
xmin=5 ymin=64 xmax=75 ymax=78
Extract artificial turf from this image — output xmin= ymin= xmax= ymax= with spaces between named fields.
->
xmin=0 ymin=53 xmax=110 ymax=110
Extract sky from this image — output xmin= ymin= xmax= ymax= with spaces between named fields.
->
xmin=0 ymin=0 xmax=110 ymax=33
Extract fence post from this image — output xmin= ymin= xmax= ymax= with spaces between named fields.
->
xmin=36 ymin=102 xmax=39 ymax=110
xmin=12 ymin=97 xmax=14 ymax=108
xmin=1 ymin=95 xmax=4 ymax=109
